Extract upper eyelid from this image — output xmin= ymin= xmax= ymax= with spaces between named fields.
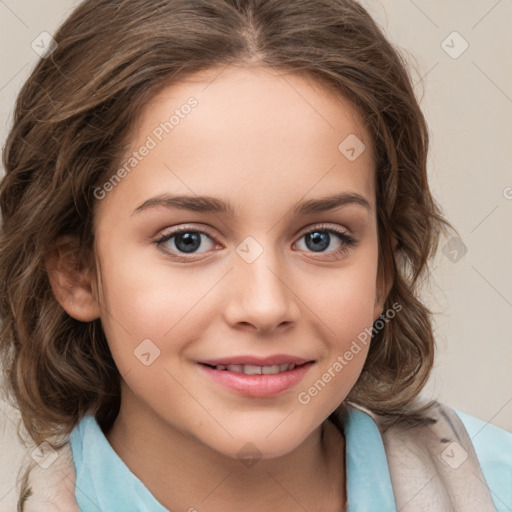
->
xmin=159 ymin=222 xmax=350 ymax=241
xmin=156 ymin=224 xmax=353 ymax=257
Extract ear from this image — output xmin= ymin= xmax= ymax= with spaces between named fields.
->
xmin=373 ymin=235 xmax=400 ymax=321
xmin=45 ymin=235 xmax=101 ymax=322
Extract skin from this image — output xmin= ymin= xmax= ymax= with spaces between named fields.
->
xmin=47 ymin=64 xmax=396 ymax=512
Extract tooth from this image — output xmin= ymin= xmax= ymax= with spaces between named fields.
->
xmin=221 ymin=364 xmax=297 ymax=374
xmin=243 ymin=365 xmax=263 ymax=375
xmin=262 ymin=365 xmax=281 ymax=374
xmin=226 ymin=364 xmax=244 ymax=373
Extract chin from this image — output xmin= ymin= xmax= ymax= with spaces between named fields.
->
xmin=200 ymin=427 xmax=311 ymax=463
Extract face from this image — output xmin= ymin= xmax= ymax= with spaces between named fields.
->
xmin=89 ymin=64 xmax=387 ymax=460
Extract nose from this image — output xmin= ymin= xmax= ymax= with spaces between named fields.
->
xmin=222 ymin=245 xmax=301 ymax=334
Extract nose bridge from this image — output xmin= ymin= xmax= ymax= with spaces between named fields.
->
xmin=236 ymin=234 xmax=288 ymax=299
xmin=224 ymin=234 xmax=299 ymax=330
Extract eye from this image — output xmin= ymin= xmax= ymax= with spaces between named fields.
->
xmin=154 ymin=223 xmax=357 ymax=261
xmin=294 ymin=224 xmax=357 ymax=259
xmin=155 ymin=226 xmax=217 ymax=259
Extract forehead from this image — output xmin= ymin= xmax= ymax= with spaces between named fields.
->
xmin=138 ymin=64 xmax=374 ymax=159
xmin=96 ymin=64 xmax=376 ymax=222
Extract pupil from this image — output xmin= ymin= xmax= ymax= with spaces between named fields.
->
xmin=306 ymin=231 xmax=329 ymax=252
xmin=176 ymin=232 xmax=201 ymax=253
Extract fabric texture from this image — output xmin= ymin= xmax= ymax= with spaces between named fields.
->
xmin=16 ymin=401 xmax=512 ymax=511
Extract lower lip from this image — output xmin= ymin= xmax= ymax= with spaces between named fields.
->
xmin=198 ymin=362 xmax=314 ymax=397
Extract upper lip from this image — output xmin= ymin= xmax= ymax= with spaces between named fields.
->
xmin=198 ymin=355 xmax=314 ymax=367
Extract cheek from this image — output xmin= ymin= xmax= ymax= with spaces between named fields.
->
xmin=307 ymin=251 xmax=378 ymax=341
xmin=296 ymin=254 xmax=378 ymax=405
xmin=96 ymin=248 xmax=216 ymax=373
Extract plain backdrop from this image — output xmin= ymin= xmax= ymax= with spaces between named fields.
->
xmin=0 ymin=0 xmax=511 ymax=509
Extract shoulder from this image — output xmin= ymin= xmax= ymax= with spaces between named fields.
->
xmin=352 ymin=401 xmax=511 ymax=511
xmin=16 ymin=441 xmax=79 ymax=512
xmin=453 ymin=406 xmax=512 ymax=452
xmin=15 ymin=423 xmax=85 ymax=512
xmin=453 ymin=407 xmax=512 ymax=509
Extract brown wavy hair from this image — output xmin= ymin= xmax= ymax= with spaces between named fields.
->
xmin=0 ymin=0 xmax=456 ymax=448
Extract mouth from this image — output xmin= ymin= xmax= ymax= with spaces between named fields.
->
xmin=200 ymin=362 xmax=307 ymax=375
xmin=197 ymin=356 xmax=315 ymax=397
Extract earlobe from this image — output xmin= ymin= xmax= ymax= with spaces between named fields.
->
xmin=45 ymin=236 xmax=101 ymax=322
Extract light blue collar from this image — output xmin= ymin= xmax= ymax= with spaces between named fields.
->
xmin=342 ymin=407 xmax=397 ymax=511
xmin=70 ymin=406 xmax=397 ymax=511
xmin=70 ymin=415 xmax=168 ymax=511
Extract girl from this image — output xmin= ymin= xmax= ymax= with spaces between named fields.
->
xmin=1 ymin=0 xmax=510 ymax=511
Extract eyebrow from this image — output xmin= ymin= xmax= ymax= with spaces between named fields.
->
xmin=131 ymin=192 xmax=372 ymax=217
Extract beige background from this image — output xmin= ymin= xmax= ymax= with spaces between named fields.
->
xmin=1 ymin=0 xmax=511 ymax=509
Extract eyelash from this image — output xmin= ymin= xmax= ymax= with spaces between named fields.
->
xmin=154 ymin=223 xmax=357 ymax=262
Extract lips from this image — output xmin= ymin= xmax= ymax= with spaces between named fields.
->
xmin=197 ymin=354 xmax=315 ymax=397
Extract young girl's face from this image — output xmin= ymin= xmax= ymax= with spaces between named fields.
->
xmin=91 ymin=64 xmax=387 ymax=459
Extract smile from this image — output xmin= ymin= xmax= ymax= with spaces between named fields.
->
xmin=198 ymin=360 xmax=315 ymax=397
xmin=205 ymin=363 xmax=299 ymax=374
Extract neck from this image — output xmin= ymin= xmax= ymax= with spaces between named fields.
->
xmin=105 ymin=392 xmax=346 ymax=512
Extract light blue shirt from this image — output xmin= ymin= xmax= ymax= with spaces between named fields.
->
xmin=69 ymin=407 xmax=512 ymax=511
